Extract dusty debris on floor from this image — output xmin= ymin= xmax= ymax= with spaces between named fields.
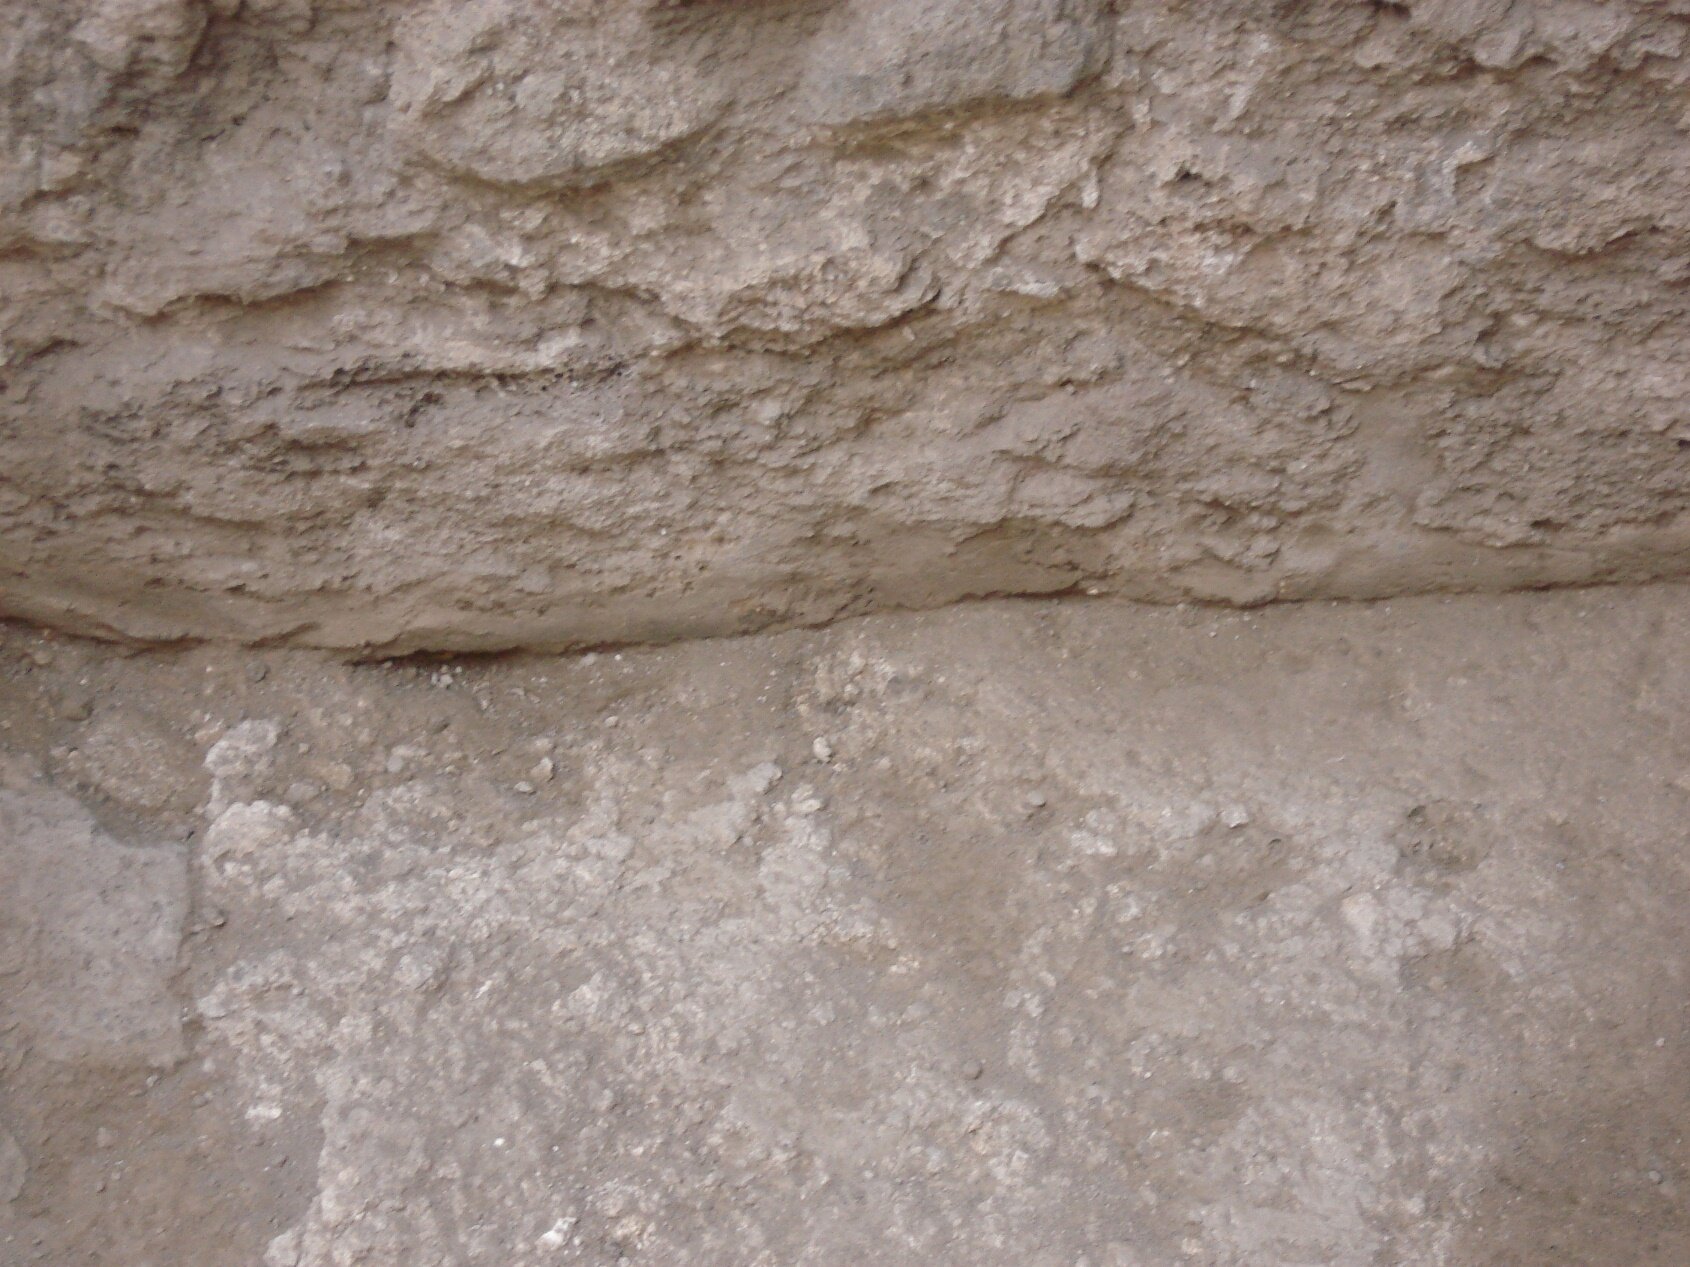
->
xmin=2 ymin=585 xmax=1687 ymax=1265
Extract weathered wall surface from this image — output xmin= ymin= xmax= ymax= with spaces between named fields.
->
xmin=3 ymin=0 xmax=1688 ymax=650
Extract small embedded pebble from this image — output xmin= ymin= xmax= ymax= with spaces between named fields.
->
xmin=515 ymin=780 xmax=536 ymax=795
xmin=245 ymin=662 xmax=269 ymax=683
xmin=56 ymin=691 xmax=93 ymax=722
xmin=529 ymin=756 xmax=555 ymax=783
xmin=1221 ymin=805 xmax=1250 ymax=829
xmin=961 ymin=1059 xmax=984 ymax=1080
xmin=811 ymin=737 xmax=835 ymax=763
xmin=537 ymin=1218 xmax=576 ymax=1250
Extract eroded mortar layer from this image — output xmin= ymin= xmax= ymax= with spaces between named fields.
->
xmin=4 ymin=2 xmax=1689 ymax=649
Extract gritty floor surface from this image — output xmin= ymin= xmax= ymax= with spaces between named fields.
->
xmin=1 ymin=586 xmax=1687 ymax=1266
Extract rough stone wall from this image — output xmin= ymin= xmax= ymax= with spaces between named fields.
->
xmin=3 ymin=0 xmax=1688 ymax=651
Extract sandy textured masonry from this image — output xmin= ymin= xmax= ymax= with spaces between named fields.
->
xmin=4 ymin=1 xmax=1689 ymax=650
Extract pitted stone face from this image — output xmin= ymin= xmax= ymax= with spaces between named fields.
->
xmin=796 ymin=0 xmax=1112 ymax=126
xmin=390 ymin=1 xmax=731 ymax=188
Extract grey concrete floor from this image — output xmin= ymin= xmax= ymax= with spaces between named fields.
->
xmin=3 ymin=585 xmax=1687 ymax=1265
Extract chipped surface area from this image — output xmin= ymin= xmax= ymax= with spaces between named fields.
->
xmin=3 ymin=2 xmax=1690 ymax=649
xmin=0 ymin=755 xmax=187 ymax=1069
xmin=2 ymin=585 xmax=1688 ymax=1263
